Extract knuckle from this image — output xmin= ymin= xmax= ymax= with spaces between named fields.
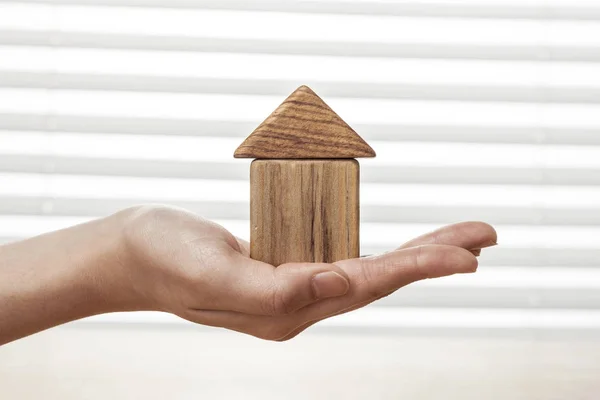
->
xmin=357 ymin=257 xmax=391 ymax=299
xmin=413 ymin=245 xmax=431 ymax=280
xmin=414 ymin=245 xmax=461 ymax=279
xmin=357 ymin=259 xmax=373 ymax=284
xmin=264 ymin=285 xmax=294 ymax=316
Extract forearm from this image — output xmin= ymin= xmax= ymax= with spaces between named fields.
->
xmin=0 ymin=212 xmax=135 ymax=346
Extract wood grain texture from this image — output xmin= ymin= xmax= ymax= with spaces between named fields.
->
xmin=234 ymin=85 xmax=376 ymax=159
xmin=250 ymin=159 xmax=359 ymax=266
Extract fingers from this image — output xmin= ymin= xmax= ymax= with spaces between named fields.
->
xmin=288 ymin=244 xmax=478 ymax=335
xmin=197 ymin=253 xmax=350 ymax=316
xmin=280 ymin=222 xmax=497 ymax=340
xmin=330 ymin=244 xmax=477 ymax=306
xmin=398 ymin=221 xmax=497 ymax=252
xmin=184 ymin=244 xmax=477 ymax=341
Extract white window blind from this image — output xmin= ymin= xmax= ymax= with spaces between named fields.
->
xmin=1 ymin=0 xmax=600 ymax=335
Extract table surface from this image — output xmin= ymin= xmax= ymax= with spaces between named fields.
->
xmin=1 ymin=323 xmax=599 ymax=400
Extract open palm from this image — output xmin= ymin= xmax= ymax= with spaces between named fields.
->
xmin=123 ymin=206 xmax=497 ymax=341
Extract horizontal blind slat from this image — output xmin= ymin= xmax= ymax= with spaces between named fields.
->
xmin=3 ymin=113 xmax=600 ymax=145
xmin=5 ymin=174 xmax=600 ymax=208
xmin=6 ymin=89 xmax=600 ymax=128
xmin=3 ymin=154 xmax=600 ymax=185
xmin=5 ymin=132 xmax=600 ymax=169
xmin=82 ymin=309 xmax=600 ymax=336
xmin=3 ymin=196 xmax=600 ymax=226
xmin=3 ymin=71 xmax=600 ymax=103
xmin=4 ymin=4 xmax=600 ymax=46
xmin=378 ymin=287 xmax=600 ymax=309
xmin=3 ymin=47 xmax=600 ymax=87
xmin=2 ymin=30 xmax=599 ymax=62
xmin=5 ymin=0 xmax=600 ymax=20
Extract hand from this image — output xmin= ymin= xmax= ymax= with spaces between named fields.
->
xmin=118 ymin=206 xmax=497 ymax=341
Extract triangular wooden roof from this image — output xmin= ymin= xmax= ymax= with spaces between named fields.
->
xmin=234 ymin=86 xmax=376 ymax=159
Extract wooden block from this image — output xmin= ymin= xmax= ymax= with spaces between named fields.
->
xmin=234 ymin=85 xmax=374 ymax=265
xmin=250 ymin=159 xmax=360 ymax=266
xmin=234 ymin=86 xmax=375 ymax=159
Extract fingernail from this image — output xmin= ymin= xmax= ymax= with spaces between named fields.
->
xmin=311 ymin=271 xmax=349 ymax=299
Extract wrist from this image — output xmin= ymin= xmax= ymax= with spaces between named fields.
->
xmin=91 ymin=207 xmax=161 ymax=313
xmin=64 ymin=211 xmax=139 ymax=315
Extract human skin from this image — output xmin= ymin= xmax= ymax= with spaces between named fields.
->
xmin=0 ymin=205 xmax=497 ymax=346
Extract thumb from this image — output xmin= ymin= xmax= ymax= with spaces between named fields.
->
xmin=212 ymin=253 xmax=350 ymax=316
xmin=271 ymin=262 xmax=351 ymax=314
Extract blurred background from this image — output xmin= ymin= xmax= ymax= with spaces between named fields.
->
xmin=1 ymin=0 xmax=600 ymax=399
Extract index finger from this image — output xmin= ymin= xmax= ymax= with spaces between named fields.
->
xmin=398 ymin=221 xmax=497 ymax=251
